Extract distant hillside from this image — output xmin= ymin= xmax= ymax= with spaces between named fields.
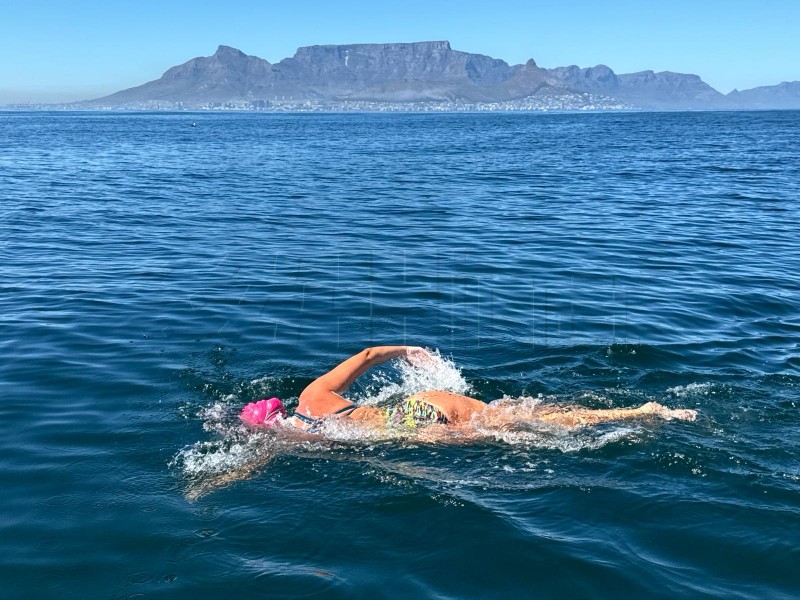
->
xmin=100 ymin=46 xmax=274 ymax=103
xmin=92 ymin=42 xmax=800 ymax=110
xmin=547 ymin=65 xmax=728 ymax=109
xmin=726 ymin=81 xmax=800 ymax=109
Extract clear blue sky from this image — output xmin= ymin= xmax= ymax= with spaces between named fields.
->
xmin=1 ymin=0 xmax=798 ymax=103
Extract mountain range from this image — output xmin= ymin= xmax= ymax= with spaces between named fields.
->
xmin=94 ymin=41 xmax=800 ymax=110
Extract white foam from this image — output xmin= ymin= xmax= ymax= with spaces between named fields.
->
xmin=358 ymin=349 xmax=471 ymax=405
xmin=173 ymin=437 xmax=259 ymax=476
xmin=475 ymin=423 xmax=641 ymax=453
xmin=465 ymin=394 xmax=644 ymax=451
xmin=666 ymin=382 xmax=714 ymax=398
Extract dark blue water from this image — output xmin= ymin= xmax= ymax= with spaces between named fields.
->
xmin=2 ymin=110 xmax=799 ymax=599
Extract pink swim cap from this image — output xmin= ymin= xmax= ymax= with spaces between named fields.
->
xmin=240 ymin=397 xmax=286 ymax=427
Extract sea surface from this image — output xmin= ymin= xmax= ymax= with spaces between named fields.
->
xmin=1 ymin=110 xmax=799 ymax=599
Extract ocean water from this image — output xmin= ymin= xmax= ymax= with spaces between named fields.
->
xmin=1 ymin=110 xmax=799 ymax=599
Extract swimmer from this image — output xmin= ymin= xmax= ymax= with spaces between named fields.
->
xmin=186 ymin=345 xmax=697 ymax=499
xmin=241 ymin=345 xmax=697 ymax=431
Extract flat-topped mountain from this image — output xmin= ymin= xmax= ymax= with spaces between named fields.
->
xmin=286 ymin=41 xmax=513 ymax=86
xmin=99 ymin=42 xmax=556 ymax=105
xmin=93 ymin=42 xmax=800 ymax=110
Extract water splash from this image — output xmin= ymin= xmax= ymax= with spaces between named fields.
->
xmin=358 ymin=349 xmax=471 ymax=405
xmin=471 ymin=395 xmax=644 ymax=452
xmin=666 ymin=382 xmax=714 ymax=399
xmin=170 ymin=401 xmax=282 ymax=499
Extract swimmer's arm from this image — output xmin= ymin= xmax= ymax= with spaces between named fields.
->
xmin=301 ymin=346 xmax=422 ymax=400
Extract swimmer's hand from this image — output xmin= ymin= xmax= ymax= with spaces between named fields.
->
xmin=405 ymin=346 xmax=437 ymax=369
xmin=641 ymin=402 xmax=697 ymax=421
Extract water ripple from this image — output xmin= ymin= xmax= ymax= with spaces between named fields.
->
xmin=2 ymin=110 xmax=800 ymax=599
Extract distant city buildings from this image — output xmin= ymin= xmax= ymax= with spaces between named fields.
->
xmin=10 ymin=92 xmax=631 ymax=113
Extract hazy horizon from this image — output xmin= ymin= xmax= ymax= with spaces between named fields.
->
xmin=2 ymin=0 xmax=799 ymax=104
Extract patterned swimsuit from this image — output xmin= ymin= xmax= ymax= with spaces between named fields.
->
xmin=386 ymin=398 xmax=448 ymax=428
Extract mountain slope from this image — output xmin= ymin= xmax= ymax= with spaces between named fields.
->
xmin=92 ymin=42 xmax=798 ymax=110
xmin=727 ymin=81 xmax=800 ymax=109
xmin=98 ymin=46 xmax=274 ymax=103
xmin=546 ymin=65 xmax=728 ymax=109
